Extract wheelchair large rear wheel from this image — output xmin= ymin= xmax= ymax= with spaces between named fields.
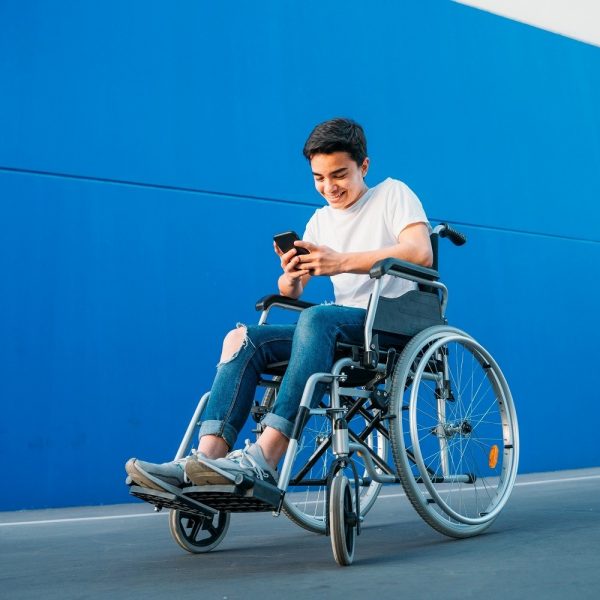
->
xmin=389 ymin=326 xmax=519 ymax=538
xmin=282 ymin=405 xmax=388 ymax=534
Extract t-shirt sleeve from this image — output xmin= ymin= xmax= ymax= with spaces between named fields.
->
xmin=386 ymin=179 xmax=431 ymax=239
xmin=302 ymin=211 xmax=319 ymax=244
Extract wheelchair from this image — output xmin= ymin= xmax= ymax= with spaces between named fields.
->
xmin=128 ymin=223 xmax=519 ymax=566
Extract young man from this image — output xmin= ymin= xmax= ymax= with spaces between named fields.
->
xmin=126 ymin=118 xmax=432 ymax=489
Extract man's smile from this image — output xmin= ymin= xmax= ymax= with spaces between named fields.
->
xmin=328 ymin=191 xmax=345 ymax=201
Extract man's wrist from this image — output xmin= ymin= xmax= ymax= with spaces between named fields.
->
xmin=278 ymin=273 xmax=302 ymax=298
xmin=284 ymin=274 xmax=299 ymax=287
xmin=279 ymin=273 xmax=300 ymax=290
xmin=339 ymin=252 xmax=351 ymax=274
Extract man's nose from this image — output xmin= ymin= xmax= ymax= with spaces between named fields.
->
xmin=324 ymin=179 xmax=337 ymax=194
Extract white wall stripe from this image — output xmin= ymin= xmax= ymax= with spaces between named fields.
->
xmin=453 ymin=0 xmax=600 ymax=48
xmin=0 ymin=511 xmax=168 ymax=527
xmin=376 ymin=473 xmax=600 ymax=501
xmin=1 ymin=473 xmax=598 ymax=528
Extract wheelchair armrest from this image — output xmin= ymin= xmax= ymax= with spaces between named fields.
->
xmin=255 ymin=294 xmax=316 ymax=312
xmin=369 ymin=258 xmax=440 ymax=281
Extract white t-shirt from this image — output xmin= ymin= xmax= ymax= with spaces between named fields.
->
xmin=303 ymin=177 xmax=430 ymax=309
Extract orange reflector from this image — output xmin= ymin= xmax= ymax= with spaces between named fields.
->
xmin=488 ymin=445 xmax=499 ymax=469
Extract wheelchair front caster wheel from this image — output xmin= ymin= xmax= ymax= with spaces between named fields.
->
xmin=169 ymin=509 xmax=230 ymax=553
xmin=329 ymin=472 xmax=357 ymax=566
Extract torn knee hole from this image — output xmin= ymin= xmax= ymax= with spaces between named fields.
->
xmin=218 ymin=325 xmax=248 ymax=365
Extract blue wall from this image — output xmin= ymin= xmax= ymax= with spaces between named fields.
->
xmin=1 ymin=0 xmax=599 ymax=510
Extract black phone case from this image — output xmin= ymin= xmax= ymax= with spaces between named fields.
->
xmin=273 ymin=231 xmax=309 ymax=255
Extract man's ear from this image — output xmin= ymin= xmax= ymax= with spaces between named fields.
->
xmin=361 ymin=157 xmax=370 ymax=178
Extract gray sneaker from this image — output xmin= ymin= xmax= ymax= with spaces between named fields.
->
xmin=185 ymin=441 xmax=278 ymax=487
xmin=125 ymin=458 xmax=187 ymax=490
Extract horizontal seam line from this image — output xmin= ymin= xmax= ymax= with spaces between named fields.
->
xmin=0 ymin=165 xmax=319 ymax=209
xmin=1 ymin=165 xmax=598 ymax=243
xmin=427 ymin=217 xmax=599 ymax=244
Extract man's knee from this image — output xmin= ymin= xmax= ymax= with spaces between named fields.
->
xmin=219 ymin=325 xmax=248 ymax=364
xmin=296 ymin=305 xmax=336 ymax=341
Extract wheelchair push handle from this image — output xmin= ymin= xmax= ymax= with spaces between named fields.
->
xmin=436 ymin=223 xmax=467 ymax=246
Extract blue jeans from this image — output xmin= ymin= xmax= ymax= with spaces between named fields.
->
xmin=199 ymin=304 xmax=366 ymax=448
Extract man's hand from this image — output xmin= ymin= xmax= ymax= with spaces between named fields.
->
xmin=292 ymin=222 xmax=432 ymax=277
xmin=294 ymin=241 xmax=345 ymax=276
xmin=274 ymin=242 xmax=310 ymax=298
xmin=273 ymin=242 xmax=310 ymax=283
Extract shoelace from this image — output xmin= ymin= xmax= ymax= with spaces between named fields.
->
xmin=225 ymin=440 xmax=270 ymax=481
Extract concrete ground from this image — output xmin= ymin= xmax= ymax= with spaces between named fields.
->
xmin=1 ymin=468 xmax=599 ymax=600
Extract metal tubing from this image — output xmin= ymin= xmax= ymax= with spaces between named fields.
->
xmin=420 ymin=474 xmax=473 ymax=484
xmin=330 ymin=358 xmax=354 ymax=409
xmin=279 ymin=357 xmax=386 ymax=492
xmin=422 ymin=371 xmax=441 ymax=382
xmin=363 ymin=277 xmax=383 ymax=354
xmin=174 ymin=391 xmax=210 ymax=460
xmin=364 ymin=271 xmax=448 ymax=354
xmin=278 ymin=359 xmax=362 ymax=492
xmin=348 ymin=443 xmax=397 ymax=484
xmin=277 ymin=372 xmax=336 ymax=493
xmin=337 ymin=387 xmax=374 ymax=399
xmin=258 ymin=302 xmax=306 ymax=325
xmin=439 ymin=348 xmax=451 ymax=476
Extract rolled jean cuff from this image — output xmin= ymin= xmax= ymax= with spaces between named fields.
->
xmin=198 ymin=420 xmax=238 ymax=450
xmin=261 ymin=413 xmax=294 ymax=440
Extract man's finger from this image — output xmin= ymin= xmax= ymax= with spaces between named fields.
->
xmin=297 ymin=255 xmax=315 ymax=267
xmin=283 ymin=248 xmax=298 ymax=261
xmin=284 ymin=257 xmax=303 ymax=273
xmin=294 ymin=240 xmax=316 ymax=251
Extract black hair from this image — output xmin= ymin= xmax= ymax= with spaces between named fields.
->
xmin=302 ymin=118 xmax=368 ymax=166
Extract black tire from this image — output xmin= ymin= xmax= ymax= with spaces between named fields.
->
xmin=258 ymin=378 xmax=388 ymax=535
xmin=389 ymin=326 xmax=519 ymax=538
xmin=329 ymin=472 xmax=356 ymax=566
xmin=168 ymin=509 xmax=230 ymax=553
xmin=282 ymin=406 xmax=388 ymax=534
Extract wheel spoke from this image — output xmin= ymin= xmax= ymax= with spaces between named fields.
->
xmin=190 ymin=518 xmax=202 ymax=540
xmin=170 ymin=510 xmax=230 ymax=553
xmin=390 ymin=327 xmax=518 ymax=536
xmin=206 ymin=521 xmax=218 ymax=537
xmin=283 ymin=402 xmax=388 ymax=533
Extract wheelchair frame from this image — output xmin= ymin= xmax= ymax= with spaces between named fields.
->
xmin=129 ymin=223 xmax=520 ymax=566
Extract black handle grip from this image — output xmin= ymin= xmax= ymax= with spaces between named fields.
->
xmin=439 ymin=223 xmax=467 ymax=246
xmin=255 ymin=294 xmax=315 ymax=312
xmin=369 ymin=257 xmax=439 ymax=281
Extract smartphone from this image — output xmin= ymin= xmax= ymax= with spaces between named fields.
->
xmin=273 ymin=231 xmax=310 ymax=255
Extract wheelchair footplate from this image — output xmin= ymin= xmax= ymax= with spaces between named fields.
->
xmin=129 ymin=484 xmax=219 ymax=518
xmin=128 ymin=467 xmax=283 ymax=515
xmin=183 ymin=478 xmax=281 ymax=513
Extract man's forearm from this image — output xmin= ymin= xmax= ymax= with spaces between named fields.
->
xmin=340 ymin=241 xmax=433 ymax=275
xmin=278 ymin=274 xmax=303 ymax=298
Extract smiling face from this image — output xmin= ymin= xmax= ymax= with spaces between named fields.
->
xmin=310 ymin=151 xmax=370 ymax=210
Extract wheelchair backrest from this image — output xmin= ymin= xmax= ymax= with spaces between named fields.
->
xmin=370 ymin=227 xmax=462 ymax=339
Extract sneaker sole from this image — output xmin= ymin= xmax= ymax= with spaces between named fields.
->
xmin=125 ymin=459 xmax=169 ymax=491
xmin=185 ymin=459 xmax=236 ymax=486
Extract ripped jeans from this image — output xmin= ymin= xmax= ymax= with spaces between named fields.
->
xmin=199 ymin=304 xmax=366 ymax=449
